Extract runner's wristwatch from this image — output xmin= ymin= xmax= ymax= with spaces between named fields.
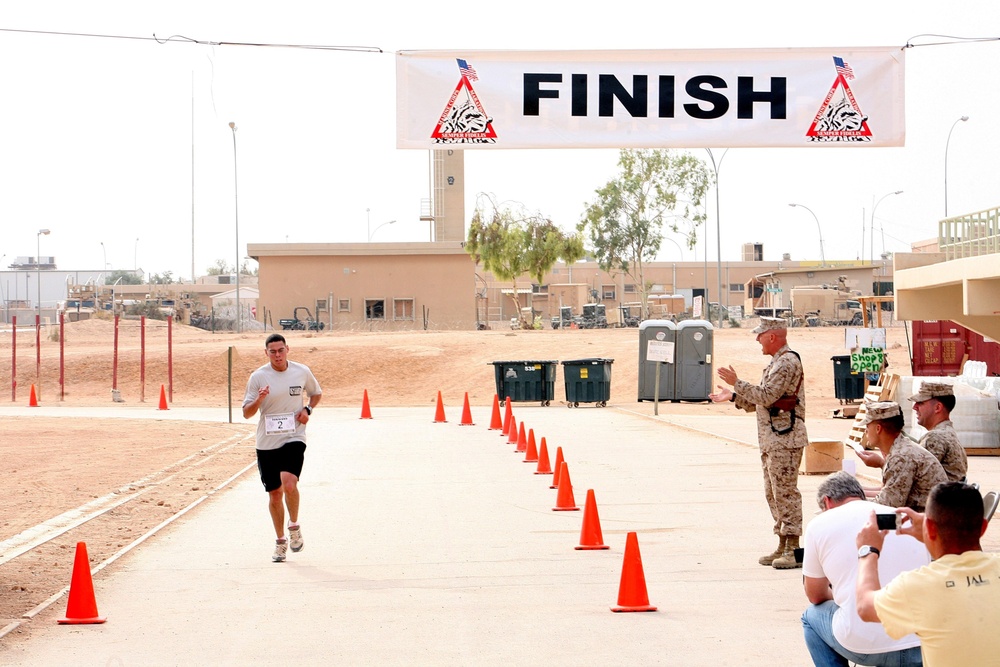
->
xmin=303 ymin=405 xmax=312 ymax=415
xmin=858 ymin=545 xmax=880 ymax=559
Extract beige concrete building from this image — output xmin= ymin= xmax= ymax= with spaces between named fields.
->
xmin=895 ymin=205 xmax=1000 ymax=341
xmin=247 ymin=242 xmax=474 ymax=331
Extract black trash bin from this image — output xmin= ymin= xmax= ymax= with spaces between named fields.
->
xmin=489 ymin=360 xmax=557 ymax=406
xmin=831 ymin=355 xmax=865 ymax=404
xmin=562 ymin=358 xmax=614 ymax=407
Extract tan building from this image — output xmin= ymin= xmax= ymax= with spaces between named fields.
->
xmin=895 ymin=205 xmax=1000 ymax=341
xmin=248 ymin=242 xmax=475 ymax=331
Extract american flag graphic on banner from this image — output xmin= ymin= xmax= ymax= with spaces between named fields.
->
xmin=833 ymin=56 xmax=855 ymax=80
xmin=456 ymin=58 xmax=478 ymax=82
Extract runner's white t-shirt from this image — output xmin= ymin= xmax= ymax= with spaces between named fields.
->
xmin=243 ymin=360 xmax=322 ymax=451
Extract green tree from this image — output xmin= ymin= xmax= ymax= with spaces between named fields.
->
xmin=579 ymin=149 xmax=713 ymax=318
xmin=466 ymin=195 xmax=585 ymax=329
xmin=104 ymin=269 xmax=142 ymax=285
xmin=148 ymin=271 xmax=174 ymax=285
xmin=206 ymin=259 xmax=232 ymax=276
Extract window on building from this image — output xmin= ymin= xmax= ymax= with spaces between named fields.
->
xmin=729 ymin=284 xmax=744 ymax=293
xmin=338 ymin=298 xmax=351 ymax=312
xmin=532 ymin=283 xmax=548 ymax=294
xmin=602 ymin=284 xmax=616 ymax=300
xmin=316 ymin=298 xmax=328 ymax=312
xmin=624 ymin=283 xmax=637 ymax=293
xmin=393 ymin=298 xmax=415 ymax=321
xmin=364 ymin=299 xmax=385 ymax=320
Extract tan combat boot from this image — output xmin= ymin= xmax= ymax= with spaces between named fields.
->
xmin=758 ymin=535 xmax=787 ymax=566
xmin=772 ymin=536 xmax=802 ymax=569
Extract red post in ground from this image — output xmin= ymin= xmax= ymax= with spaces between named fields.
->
xmin=11 ymin=316 xmax=16 ymax=402
xmin=140 ymin=316 xmax=146 ymax=403
xmin=59 ymin=311 xmax=65 ymax=401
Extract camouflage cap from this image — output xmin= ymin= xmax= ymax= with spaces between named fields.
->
xmin=861 ymin=401 xmax=902 ymax=425
xmin=908 ymin=381 xmax=955 ymax=403
xmin=751 ymin=317 xmax=787 ymax=334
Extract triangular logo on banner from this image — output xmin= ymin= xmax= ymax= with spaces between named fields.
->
xmin=431 ymin=60 xmax=497 ymax=144
xmin=806 ymin=58 xmax=872 ymax=143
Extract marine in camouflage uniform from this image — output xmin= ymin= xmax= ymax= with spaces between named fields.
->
xmin=921 ymin=421 xmax=967 ymax=483
xmin=710 ymin=317 xmax=807 ymax=569
xmin=909 ymin=381 xmax=967 ymax=483
xmin=859 ymin=401 xmax=948 ymax=513
xmin=875 ymin=435 xmax=948 ymax=511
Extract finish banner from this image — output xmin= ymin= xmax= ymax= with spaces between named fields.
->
xmin=396 ymin=47 xmax=904 ymax=149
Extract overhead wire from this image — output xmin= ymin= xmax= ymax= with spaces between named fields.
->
xmin=0 ymin=27 xmax=383 ymax=53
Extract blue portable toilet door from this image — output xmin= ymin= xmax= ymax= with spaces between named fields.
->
xmin=678 ymin=325 xmax=713 ymax=401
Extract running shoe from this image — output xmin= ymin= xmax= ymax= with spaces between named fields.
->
xmin=289 ymin=525 xmax=304 ymax=553
xmin=272 ymin=538 xmax=288 ymax=563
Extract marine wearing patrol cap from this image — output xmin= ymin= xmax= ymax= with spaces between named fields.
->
xmin=752 ymin=317 xmax=788 ymax=334
xmin=861 ymin=401 xmax=903 ymax=425
xmin=908 ymin=381 xmax=955 ymax=403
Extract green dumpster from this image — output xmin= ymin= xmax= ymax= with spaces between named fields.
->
xmin=562 ymin=358 xmax=614 ymax=407
xmin=489 ymin=360 xmax=558 ymax=406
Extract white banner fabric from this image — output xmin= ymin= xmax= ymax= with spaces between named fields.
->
xmin=396 ymin=47 xmax=904 ymax=149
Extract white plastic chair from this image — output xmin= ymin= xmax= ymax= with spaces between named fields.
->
xmin=983 ymin=491 xmax=999 ymax=523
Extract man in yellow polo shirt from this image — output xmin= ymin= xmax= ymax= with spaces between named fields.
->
xmin=856 ymin=481 xmax=1000 ymax=665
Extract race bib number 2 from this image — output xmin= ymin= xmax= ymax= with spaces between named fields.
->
xmin=265 ymin=412 xmax=296 ymax=435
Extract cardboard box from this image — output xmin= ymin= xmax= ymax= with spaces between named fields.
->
xmin=801 ymin=439 xmax=844 ymax=475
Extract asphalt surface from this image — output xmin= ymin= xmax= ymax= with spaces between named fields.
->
xmin=2 ymin=401 xmax=999 ymax=666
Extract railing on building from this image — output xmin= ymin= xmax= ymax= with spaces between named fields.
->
xmin=939 ymin=206 xmax=1000 ymax=259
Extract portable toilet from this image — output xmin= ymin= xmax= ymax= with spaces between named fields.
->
xmin=675 ymin=319 xmax=714 ymax=401
xmin=638 ymin=319 xmax=677 ymax=402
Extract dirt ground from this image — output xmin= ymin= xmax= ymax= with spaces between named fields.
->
xmin=0 ymin=317 xmax=912 ymax=634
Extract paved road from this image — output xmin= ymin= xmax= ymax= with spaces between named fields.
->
xmin=2 ymin=403 xmax=998 ymax=665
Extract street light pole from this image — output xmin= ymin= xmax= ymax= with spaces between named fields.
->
xmin=229 ymin=122 xmax=241 ymax=333
xmin=37 ymin=229 xmax=50 ymax=322
xmin=871 ymin=190 xmax=903 ymax=295
xmin=788 ymin=203 xmax=825 ymax=267
xmin=944 ymin=115 xmax=969 ymax=217
xmin=705 ymin=148 xmax=727 ymax=328
xmin=368 ymin=220 xmax=396 ymax=242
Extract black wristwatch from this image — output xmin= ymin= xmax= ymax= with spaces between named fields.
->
xmin=303 ymin=405 xmax=312 ymax=415
xmin=729 ymin=393 xmax=736 ymax=402
xmin=858 ymin=545 xmax=880 ymax=559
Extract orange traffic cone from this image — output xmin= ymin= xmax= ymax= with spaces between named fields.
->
xmin=157 ymin=384 xmax=168 ymax=410
xmin=553 ymin=462 xmax=580 ymax=511
xmin=534 ymin=437 xmax=553 ymax=475
xmin=611 ymin=532 xmax=657 ymax=612
xmin=576 ymin=489 xmax=610 ymax=550
xmin=488 ymin=395 xmax=503 ymax=430
xmin=523 ymin=428 xmax=539 ymax=463
xmin=29 ymin=383 xmax=39 ymax=407
xmin=507 ymin=415 xmax=519 ymax=445
xmin=550 ymin=446 xmax=565 ymax=488
xmin=459 ymin=392 xmax=474 ymax=426
xmin=360 ymin=389 xmax=372 ymax=419
xmin=58 ymin=542 xmax=106 ymax=624
xmin=501 ymin=400 xmax=513 ymax=436
xmin=515 ymin=422 xmax=527 ymax=453
xmin=433 ymin=391 xmax=447 ymax=423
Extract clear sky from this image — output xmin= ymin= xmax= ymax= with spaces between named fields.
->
xmin=2 ymin=1 xmax=999 ymax=280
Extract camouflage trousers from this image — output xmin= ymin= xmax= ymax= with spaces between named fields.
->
xmin=760 ymin=448 xmax=803 ymax=537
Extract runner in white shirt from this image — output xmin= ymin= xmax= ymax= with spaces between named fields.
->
xmin=243 ymin=333 xmax=322 ymax=562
